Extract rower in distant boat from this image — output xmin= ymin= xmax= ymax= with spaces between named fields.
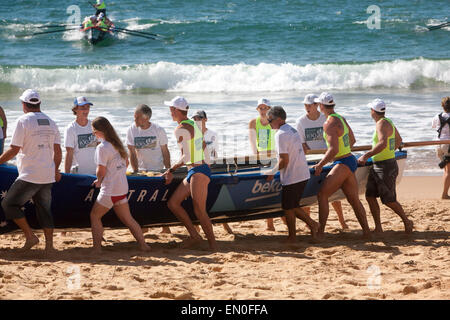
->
xmin=93 ymin=0 xmax=107 ymax=17
xmin=95 ymin=13 xmax=112 ymax=31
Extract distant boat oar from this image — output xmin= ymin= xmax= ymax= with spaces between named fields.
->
xmin=112 ymin=29 xmax=156 ymax=40
xmin=427 ymin=21 xmax=450 ymax=31
xmin=113 ymin=27 xmax=161 ymax=38
xmin=35 ymin=24 xmax=73 ymax=29
xmin=18 ymin=27 xmax=80 ymax=37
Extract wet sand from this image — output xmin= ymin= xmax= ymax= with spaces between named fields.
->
xmin=0 ymin=176 xmax=448 ymax=300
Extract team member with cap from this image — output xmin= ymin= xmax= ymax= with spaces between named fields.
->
xmin=127 ymin=103 xmax=171 ymax=234
xmin=431 ymin=96 xmax=450 ymax=199
xmin=0 ymin=89 xmax=62 ymax=252
xmin=358 ymin=99 xmax=413 ymax=234
xmin=192 ymin=109 xmax=233 ymax=235
xmin=0 ymin=106 xmax=6 ymax=154
xmin=249 ymin=98 xmax=278 ymax=230
xmin=64 ymin=96 xmax=98 ymax=175
xmin=266 ymin=106 xmax=320 ymax=242
xmin=312 ymin=92 xmax=371 ymax=239
xmin=163 ymin=96 xmax=217 ymax=250
xmin=296 ymin=93 xmax=348 ymax=230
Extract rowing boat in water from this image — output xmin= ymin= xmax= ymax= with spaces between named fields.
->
xmin=0 ymin=151 xmax=407 ymax=234
xmin=80 ymin=25 xmax=115 ymax=44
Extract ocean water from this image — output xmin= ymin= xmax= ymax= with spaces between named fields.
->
xmin=0 ymin=0 xmax=449 ymax=173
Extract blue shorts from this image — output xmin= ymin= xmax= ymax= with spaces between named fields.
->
xmin=333 ymin=154 xmax=358 ymax=173
xmin=186 ymin=164 xmax=211 ymax=183
xmin=0 ymin=138 xmax=3 ymax=154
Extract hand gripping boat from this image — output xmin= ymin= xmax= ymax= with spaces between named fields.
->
xmin=0 ymin=151 xmax=407 ymax=234
xmin=80 ymin=24 xmax=115 ymax=44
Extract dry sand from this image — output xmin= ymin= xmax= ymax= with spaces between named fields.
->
xmin=0 ymin=176 xmax=448 ymax=300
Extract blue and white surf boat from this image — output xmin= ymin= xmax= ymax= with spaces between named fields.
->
xmin=0 ymin=151 xmax=407 ymax=234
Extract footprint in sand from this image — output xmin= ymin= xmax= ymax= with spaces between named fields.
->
xmin=104 ymin=285 xmax=124 ymax=291
xmin=175 ymin=292 xmax=194 ymax=300
xmin=149 ymin=291 xmax=176 ymax=299
xmin=403 ymin=285 xmax=418 ymax=295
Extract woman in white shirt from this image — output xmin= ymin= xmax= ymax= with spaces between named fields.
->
xmin=90 ymin=116 xmax=150 ymax=253
xmin=431 ymin=97 xmax=450 ymax=199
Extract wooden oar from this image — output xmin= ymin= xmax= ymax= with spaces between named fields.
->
xmin=17 ymin=27 xmax=80 ymax=37
xmin=113 ymin=26 xmax=161 ymax=38
xmin=306 ymin=140 xmax=450 ymax=154
xmin=113 ymin=29 xmax=156 ymax=40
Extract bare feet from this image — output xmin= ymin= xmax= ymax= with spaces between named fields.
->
xmin=179 ymin=237 xmax=203 ymax=249
xmin=341 ymin=223 xmax=349 ymax=230
xmin=139 ymin=243 xmax=151 ymax=252
xmin=161 ymin=226 xmax=171 ymax=234
xmin=373 ymin=227 xmax=383 ymax=234
xmin=283 ymin=237 xmax=297 ymax=244
xmin=441 ymin=194 xmax=450 ymax=200
xmin=404 ymin=219 xmax=414 ymax=234
xmin=266 ymin=219 xmax=275 ymax=231
xmin=19 ymin=235 xmax=39 ymax=252
xmin=309 ymin=221 xmax=320 ymax=241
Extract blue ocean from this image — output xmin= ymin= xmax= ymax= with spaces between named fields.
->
xmin=0 ymin=0 xmax=449 ymax=173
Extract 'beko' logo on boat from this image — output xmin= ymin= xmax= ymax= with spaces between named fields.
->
xmin=251 ymin=179 xmax=282 ymax=194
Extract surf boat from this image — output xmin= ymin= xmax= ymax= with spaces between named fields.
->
xmin=0 ymin=151 xmax=407 ymax=234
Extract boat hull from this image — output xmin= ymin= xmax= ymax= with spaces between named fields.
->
xmin=82 ymin=26 xmax=114 ymax=44
xmin=0 ymin=151 xmax=407 ymax=234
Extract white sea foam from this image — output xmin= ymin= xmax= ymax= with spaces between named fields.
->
xmin=0 ymin=58 xmax=449 ymax=93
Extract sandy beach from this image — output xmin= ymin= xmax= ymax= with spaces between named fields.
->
xmin=0 ymin=175 xmax=448 ymax=300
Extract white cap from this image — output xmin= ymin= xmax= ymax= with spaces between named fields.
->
xmin=303 ymin=93 xmax=318 ymax=105
xmin=19 ymin=89 xmax=41 ymax=104
xmin=368 ymin=98 xmax=386 ymax=112
xmin=74 ymin=96 xmax=93 ymax=107
xmin=164 ymin=96 xmax=189 ymax=111
xmin=314 ymin=92 xmax=335 ymax=106
xmin=257 ymin=98 xmax=271 ymax=107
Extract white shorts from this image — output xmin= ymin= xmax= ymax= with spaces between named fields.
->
xmin=436 ymin=144 xmax=450 ymax=161
xmin=96 ymin=193 xmax=128 ymax=209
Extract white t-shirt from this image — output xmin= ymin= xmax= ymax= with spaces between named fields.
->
xmin=275 ymin=123 xmax=310 ymax=186
xmin=126 ymin=123 xmax=168 ymax=171
xmin=64 ymin=120 xmax=98 ymax=175
xmin=432 ymin=112 xmax=450 ymax=140
xmin=11 ymin=112 xmax=61 ymax=184
xmin=296 ymin=113 xmax=327 ymax=150
xmin=204 ymin=128 xmax=218 ymax=162
xmin=94 ymin=140 xmax=128 ymax=196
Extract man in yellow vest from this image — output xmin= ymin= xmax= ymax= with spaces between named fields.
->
xmin=312 ymin=92 xmax=371 ymax=239
xmin=162 ymin=96 xmax=217 ymax=251
xmin=94 ymin=0 xmax=106 ymax=16
xmin=358 ymin=99 xmax=413 ymax=234
xmin=248 ymin=98 xmax=278 ymax=231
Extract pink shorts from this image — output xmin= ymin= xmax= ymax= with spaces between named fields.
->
xmin=97 ymin=193 xmax=128 ymax=209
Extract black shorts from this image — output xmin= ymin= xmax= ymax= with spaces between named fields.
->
xmin=281 ymin=180 xmax=308 ymax=210
xmin=365 ymin=158 xmax=398 ymax=204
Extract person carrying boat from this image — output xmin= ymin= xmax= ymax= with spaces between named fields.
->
xmin=162 ymin=96 xmax=218 ymax=251
xmin=296 ymin=93 xmax=348 ymax=230
xmin=64 ymin=96 xmax=98 ymax=175
xmin=248 ymin=98 xmax=278 ymax=231
xmin=93 ymin=0 xmax=107 ymax=16
xmin=312 ymin=92 xmax=371 ymax=239
xmin=265 ymin=106 xmax=320 ymax=243
xmin=89 ymin=116 xmax=150 ymax=253
xmin=0 ymin=105 xmax=6 ymax=154
xmin=0 ymin=89 xmax=62 ymax=253
xmin=358 ymin=99 xmax=414 ymax=233
xmin=431 ymin=96 xmax=450 ymax=199
xmin=126 ymin=104 xmax=171 ymax=234
xmin=192 ymin=109 xmax=233 ymax=235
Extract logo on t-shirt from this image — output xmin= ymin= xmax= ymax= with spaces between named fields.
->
xmin=78 ymin=133 xmax=97 ymax=149
xmin=305 ymin=127 xmax=324 ymax=142
xmin=135 ymin=136 xmax=157 ymax=149
xmin=37 ymin=119 xmax=50 ymax=126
